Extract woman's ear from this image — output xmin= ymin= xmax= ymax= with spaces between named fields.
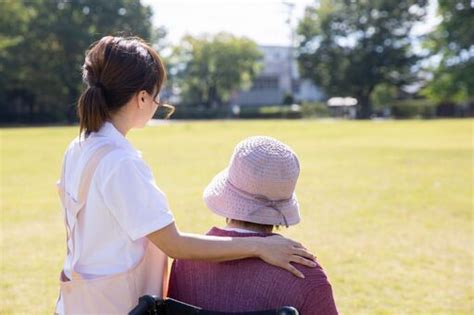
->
xmin=137 ymin=90 xmax=148 ymax=109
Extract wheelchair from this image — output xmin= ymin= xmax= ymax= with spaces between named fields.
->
xmin=129 ymin=295 xmax=299 ymax=315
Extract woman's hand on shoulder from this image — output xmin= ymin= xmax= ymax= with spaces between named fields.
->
xmin=253 ymin=235 xmax=317 ymax=278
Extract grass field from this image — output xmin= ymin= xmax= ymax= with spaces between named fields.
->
xmin=1 ymin=119 xmax=472 ymax=314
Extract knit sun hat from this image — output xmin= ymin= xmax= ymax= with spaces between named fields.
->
xmin=203 ymin=136 xmax=301 ymax=227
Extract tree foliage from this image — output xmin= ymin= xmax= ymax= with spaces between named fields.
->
xmin=0 ymin=0 xmax=159 ymax=123
xmin=170 ymin=33 xmax=262 ymax=107
xmin=371 ymin=83 xmax=397 ymax=110
xmin=297 ymin=0 xmax=428 ymax=118
xmin=422 ymin=0 xmax=474 ymax=103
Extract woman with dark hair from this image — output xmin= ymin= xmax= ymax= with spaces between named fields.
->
xmin=55 ymin=36 xmax=316 ymax=314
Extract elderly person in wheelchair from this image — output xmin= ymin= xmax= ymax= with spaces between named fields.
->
xmin=166 ymin=137 xmax=338 ymax=315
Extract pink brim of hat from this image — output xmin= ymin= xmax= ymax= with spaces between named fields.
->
xmin=203 ymin=168 xmax=301 ymax=226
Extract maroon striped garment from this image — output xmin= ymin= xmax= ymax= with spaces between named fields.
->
xmin=168 ymin=227 xmax=338 ymax=315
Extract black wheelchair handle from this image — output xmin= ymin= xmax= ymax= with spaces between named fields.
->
xmin=128 ymin=295 xmax=160 ymax=315
xmin=276 ymin=306 xmax=299 ymax=315
xmin=129 ymin=295 xmax=299 ymax=315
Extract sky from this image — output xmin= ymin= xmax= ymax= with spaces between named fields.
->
xmin=142 ymin=0 xmax=440 ymax=47
xmin=142 ymin=0 xmax=318 ymax=46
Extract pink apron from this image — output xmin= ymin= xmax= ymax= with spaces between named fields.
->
xmin=56 ymin=145 xmax=168 ymax=314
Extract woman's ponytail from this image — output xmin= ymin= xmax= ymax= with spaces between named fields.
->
xmin=77 ymin=84 xmax=109 ymax=137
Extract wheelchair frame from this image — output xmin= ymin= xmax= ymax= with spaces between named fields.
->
xmin=128 ymin=295 xmax=299 ymax=315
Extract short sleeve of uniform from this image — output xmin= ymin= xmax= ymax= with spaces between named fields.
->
xmin=100 ymin=155 xmax=174 ymax=241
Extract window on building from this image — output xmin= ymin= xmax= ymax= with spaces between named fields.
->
xmin=251 ymin=76 xmax=279 ymax=90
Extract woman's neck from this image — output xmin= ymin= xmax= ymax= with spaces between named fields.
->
xmin=110 ymin=114 xmax=132 ymax=136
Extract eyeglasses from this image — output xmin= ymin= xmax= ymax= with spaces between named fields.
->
xmin=153 ymin=99 xmax=175 ymax=119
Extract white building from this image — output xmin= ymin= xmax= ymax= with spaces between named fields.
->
xmin=231 ymin=45 xmax=324 ymax=106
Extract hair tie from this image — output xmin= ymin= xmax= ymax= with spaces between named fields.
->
xmin=93 ymin=81 xmax=105 ymax=90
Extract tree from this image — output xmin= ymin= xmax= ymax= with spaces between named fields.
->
xmin=170 ymin=33 xmax=262 ymax=107
xmin=0 ymin=0 xmax=161 ymax=123
xmin=371 ymin=83 xmax=397 ymax=112
xmin=0 ymin=1 xmax=36 ymax=120
xmin=422 ymin=0 xmax=474 ymax=103
xmin=297 ymin=0 xmax=428 ymax=118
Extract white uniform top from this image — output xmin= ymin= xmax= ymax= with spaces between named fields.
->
xmin=59 ymin=121 xmax=174 ymax=279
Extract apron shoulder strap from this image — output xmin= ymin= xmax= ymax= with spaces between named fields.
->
xmin=60 ymin=144 xmax=117 ymax=279
xmin=77 ymin=144 xmax=117 ymax=204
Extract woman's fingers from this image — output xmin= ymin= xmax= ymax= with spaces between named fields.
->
xmin=290 ymin=254 xmax=317 ymax=268
xmin=292 ymin=247 xmax=316 ymax=261
xmin=285 ymin=263 xmax=305 ymax=279
xmin=257 ymin=235 xmax=318 ymax=278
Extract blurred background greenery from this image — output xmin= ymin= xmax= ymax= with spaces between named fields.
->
xmin=0 ymin=0 xmax=472 ymax=123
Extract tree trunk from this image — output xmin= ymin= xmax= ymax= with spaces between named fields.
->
xmin=356 ymin=93 xmax=373 ymax=119
xmin=207 ymin=85 xmax=219 ymax=108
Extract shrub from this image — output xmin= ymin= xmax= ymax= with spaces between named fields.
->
xmin=282 ymin=93 xmax=294 ymax=105
xmin=390 ymin=99 xmax=437 ymax=119
xmin=239 ymin=105 xmax=302 ymax=119
xmin=300 ymin=102 xmax=331 ymax=118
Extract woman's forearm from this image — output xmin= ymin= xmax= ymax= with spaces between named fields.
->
xmin=147 ymin=222 xmax=260 ymax=261
xmin=170 ymin=232 xmax=259 ymax=261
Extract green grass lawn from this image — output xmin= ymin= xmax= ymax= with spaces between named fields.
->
xmin=1 ymin=119 xmax=472 ymax=314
